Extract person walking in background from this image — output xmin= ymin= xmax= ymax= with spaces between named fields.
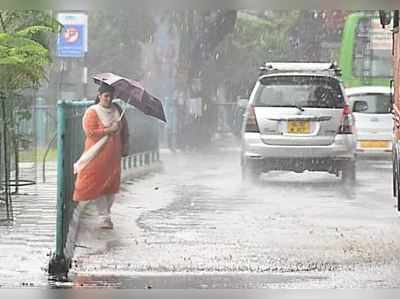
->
xmin=73 ymin=83 xmax=129 ymax=229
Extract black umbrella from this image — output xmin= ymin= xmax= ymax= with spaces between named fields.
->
xmin=93 ymin=72 xmax=166 ymax=122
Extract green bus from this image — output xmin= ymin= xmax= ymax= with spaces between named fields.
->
xmin=339 ymin=12 xmax=393 ymax=88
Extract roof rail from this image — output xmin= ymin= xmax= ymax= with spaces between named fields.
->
xmin=259 ymin=62 xmax=342 ymax=77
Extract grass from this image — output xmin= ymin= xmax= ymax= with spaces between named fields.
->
xmin=18 ymin=147 xmax=57 ymax=163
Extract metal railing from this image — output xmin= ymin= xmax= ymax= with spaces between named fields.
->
xmin=48 ymin=100 xmax=160 ymax=279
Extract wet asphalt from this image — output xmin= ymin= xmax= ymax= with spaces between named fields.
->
xmin=68 ymin=142 xmax=400 ymax=288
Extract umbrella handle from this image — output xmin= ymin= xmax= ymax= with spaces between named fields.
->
xmin=118 ymin=101 xmax=129 ymax=121
xmin=117 ymin=94 xmax=133 ymax=121
xmin=118 ymin=108 xmax=126 ymax=121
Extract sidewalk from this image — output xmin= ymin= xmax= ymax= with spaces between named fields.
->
xmin=0 ymin=162 xmax=57 ymax=288
xmin=0 ymin=140 xmax=229 ymax=287
xmin=0 ymin=155 xmax=163 ymax=287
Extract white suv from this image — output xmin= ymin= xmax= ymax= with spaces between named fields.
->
xmin=241 ymin=63 xmax=357 ymax=182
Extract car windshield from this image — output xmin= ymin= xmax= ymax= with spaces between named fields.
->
xmin=348 ymin=93 xmax=392 ymax=114
xmin=254 ymin=76 xmax=345 ymax=108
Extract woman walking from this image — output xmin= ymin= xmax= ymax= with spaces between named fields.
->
xmin=73 ymin=83 xmax=129 ymax=229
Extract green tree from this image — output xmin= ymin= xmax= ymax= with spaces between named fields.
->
xmin=171 ymin=10 xmax=301 ymax=146
xmin=0 ymin=10 xmax=58 ymax=93
xmin=215 ymin=11 xmax=301 ymax=99
xmin=87 ymin=10 xmax=156 ymax=82
xmin=167 ymin=10 xmax=238 ymax=147
xmin=0 ymin=10 xmax=59 ymax=194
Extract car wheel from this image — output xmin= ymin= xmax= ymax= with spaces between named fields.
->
xmin=397 ymin=173 xmax=400 ymax=212
xmin=341 ymin=160 xmax=356 ymax=184
xmin=241 ymin=163 xmax=261 ymax=183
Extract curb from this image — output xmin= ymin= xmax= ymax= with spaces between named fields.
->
xmin=66 ymin=160 xmax=163 ymax=260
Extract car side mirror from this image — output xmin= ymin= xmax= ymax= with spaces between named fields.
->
xmin=379 ymin=10 xmax=392 ymax=28
xmin=353 ymin=100 xmax=369 ymax=113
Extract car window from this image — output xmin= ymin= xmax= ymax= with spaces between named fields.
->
xmin=255 ymin=76 xmax=345 ymax=108
xmin=348 ymin=93 xmax=392 ymax=114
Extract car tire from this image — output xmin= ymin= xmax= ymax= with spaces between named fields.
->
xmin=395 ymin=157 xmax=400 ymax=212
xmin=341 ymin=160 xmax=356 ymax=184
xmin=397 ymin=173 xmax=400 ymax=212
xmin=241 ymin=162 xmax=261 ymax=183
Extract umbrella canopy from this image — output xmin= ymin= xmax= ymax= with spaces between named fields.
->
xmin=93 ymin=72 xmax=166 ymax=122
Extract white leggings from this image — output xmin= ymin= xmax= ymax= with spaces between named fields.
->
xmin=95 ymin=194 xmax=115 ymax=220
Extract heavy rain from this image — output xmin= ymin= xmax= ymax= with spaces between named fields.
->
xmin=0 ymin=9 xmax=399 ymax=289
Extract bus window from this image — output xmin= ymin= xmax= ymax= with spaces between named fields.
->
xmin=353 ymin=17 xmax=393 ymax=79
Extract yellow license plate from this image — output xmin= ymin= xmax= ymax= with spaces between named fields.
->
xmin=287 ymin=121 xmax=310 ymax=134
xmin=360 ymin=140 xmax=390 ymax=148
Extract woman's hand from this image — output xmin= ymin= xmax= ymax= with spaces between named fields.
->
xmin=105 ymin=121 xmax=120 ymax=135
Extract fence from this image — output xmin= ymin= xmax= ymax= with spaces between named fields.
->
xmin=1 ymin=95 xmax=39 ymax=223
xmin=0 ymin=98 xmax=56 ymax=220
xmin=48 ymin=100 xmax=161 ymax=279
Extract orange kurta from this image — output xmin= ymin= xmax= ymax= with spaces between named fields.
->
xmin=73 ymin=108 xmax=122 ymax=201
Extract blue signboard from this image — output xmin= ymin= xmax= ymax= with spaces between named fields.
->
xmin=57 ymin=24 xmax=85 ymax=58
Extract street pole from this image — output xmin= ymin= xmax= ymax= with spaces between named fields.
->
xmin=83 ymin=53 xmax=88 ymax=99
xmin=1 ymin=93 xmax=12 ymax=221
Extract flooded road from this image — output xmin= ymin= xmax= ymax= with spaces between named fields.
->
xmin=71 ymin=143 xmax=400 ymax=288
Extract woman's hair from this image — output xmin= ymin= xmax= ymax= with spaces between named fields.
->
xmin=95 ymin=83 xmax=114 ymax=104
